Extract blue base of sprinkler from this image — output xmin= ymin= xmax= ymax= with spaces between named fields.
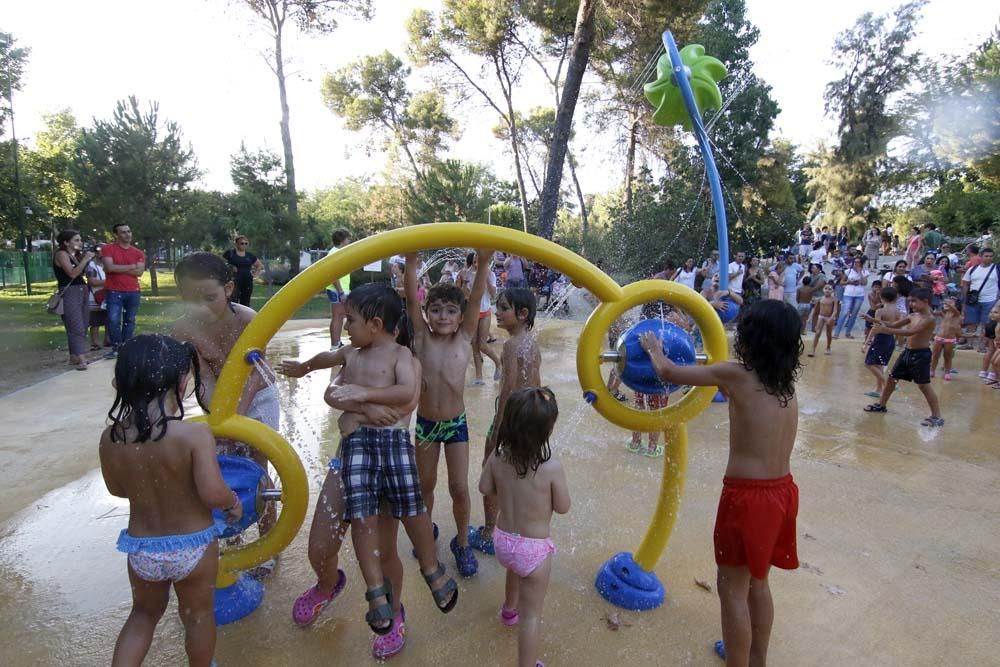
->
xmin=595 ymin=552 xmax=665 ymax=610
xmin=215 ymin=573 xmax=264 ymax=625
xmin=713 ymin=390 xmax=727 ymax=403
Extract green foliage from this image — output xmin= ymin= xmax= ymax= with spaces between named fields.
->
xmin=321 ymin=51 xmax=455 ymax=179
xmin=228 ymin=143 xmax=291 ymax=248
xmin=72 ymin=97 xmax=200 ymax=244
xmin=23 ymin=109 xmax=83 ymax=224
xmin=0 ymin=32 xmax=29 ymax=135
xmin=406 ymin=159 xmax=493 ymax=224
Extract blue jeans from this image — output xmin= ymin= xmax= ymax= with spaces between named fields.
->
xmin=106 ymin=290 xmax=141 ymax=349
xmin=835 ymin=294 xmax=864 ymax=336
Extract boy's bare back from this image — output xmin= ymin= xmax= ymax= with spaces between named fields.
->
xmin=99 ymin=420 xmax=221 ymax=537
xmin=796 ymin=285 xmax=812 ymax=304
xmin=717 ymin=363 xmax=797 ymax=479
xmin=483 ymin=455 xmax=569 ymax=539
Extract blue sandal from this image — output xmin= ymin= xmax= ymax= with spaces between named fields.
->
xmin=467 ymin=525 xmax=495 ymax=555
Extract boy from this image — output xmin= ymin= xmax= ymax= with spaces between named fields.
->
xmin=863 ymin=288 xmax=943 ymax=427
xmin=862 ymin=286 xmax=901 ymax=398
xmin=403 ymin=249 xmax=494 ymax=577
xmin=468 ymin=288 xmax=542 ymax=555
xmin=863 ymin=280 xmax=883 ymax=338
xmin=325 ymin=284 xmax=458 ymax=633
xmin=639 ymin=299 xmax=802 ymax=667
xmin=930 ymin=297 xmax=961 ymax=380
xmin=171 ymin=252 xmax=280 ymax=577
xmin=809 ymin=285 xmax=836 ymax=357
xmin=795 ymin=275 xmax=814 ymax=328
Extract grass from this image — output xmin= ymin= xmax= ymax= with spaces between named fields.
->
xmin=0 ymin=268 xmax=332 ymax=393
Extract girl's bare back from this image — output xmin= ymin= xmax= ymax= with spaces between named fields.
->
xmin=99 ymin=420 xmax=221 ymax=537
xmin=488 ymin=456 xmax=569 ymax=540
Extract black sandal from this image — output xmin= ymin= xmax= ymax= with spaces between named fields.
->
xmin=422 ymin=562 xmax=458 ymax=613
xmin=365 ymin=579 xmax=395 ymax=635
xmin=863 ymin=403 xmax=887 ymax=413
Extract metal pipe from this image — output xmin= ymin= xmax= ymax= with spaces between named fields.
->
xmin=261 ymin=489 xmax=283 ymax=501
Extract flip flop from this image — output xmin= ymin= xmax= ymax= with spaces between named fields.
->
xmin=247 ymin=556 xmax=277 ymax=579
xmin=371 ymin=605 xmax=406 ymax=660
xmin=863 ymin=403 xmax=887 ymax=413
xmin=292 ymin=570 xmax=347 ymax=626
xmin=626 ymin=440 xmax=643 ymax=453
xmin=643 ymin=444 xmax=664 ymax=458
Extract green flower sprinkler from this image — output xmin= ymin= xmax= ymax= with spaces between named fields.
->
xmin=643 ymin=44 xmax=726 ymax=130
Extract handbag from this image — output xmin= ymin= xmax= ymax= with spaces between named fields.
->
xmin=46 ymin=284 xmax=71 ymax=315
xmin=965 ymin=264 xmax=996 ymax=305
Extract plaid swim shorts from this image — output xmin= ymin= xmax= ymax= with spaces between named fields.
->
xmin=341 ymin=426 xmax=425 ymax=520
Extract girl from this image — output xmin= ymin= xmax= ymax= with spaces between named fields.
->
xmin=905 ymin=227 xmax=922 ymax=268
xmin=930 ymin=297 xmax=962 ymax=381
xmin=479 ymin=387 xmax=570 ymax=667
xmin=675 ymin=257 xmax=698 ymax=290
xmin=981 ymin=302 xmax=999 ymax=385
xmin=742 ymin=257 xmax=764 ymax=306
xmin=809 ymin=285 xmax=837 ymax=357
xmin=767 ymin=262 xmax=786 ymax=300
xmin=53 ymin=229 xmax=97 ymax=370
xmin=100 ymin=334 xmax=241 ymax=667
xmin=627 ymin=301 xmax=679 ymax=457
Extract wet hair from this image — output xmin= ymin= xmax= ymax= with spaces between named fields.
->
xmin=107 ymin=334 xmax=207 ymax=443
xmin=174 ymin=252 xmax=237 ymax=312
xmin=56 ymin=229 xmax=80 ymax=248
xmin=345 ymin=283 xmax=403 ymax=333
xmin=395 ymin=309 xmax=414 ymax=350
xmin=495 ymin=386 xmax=558 ymax=477
xmin=802 ymin=276 xmax=812 ymax=286
xmin=466 ymin=252 xmax=475 ymax=268
xmin=880 ymin=286 xmax=897 ymax=302
xmin=175 ymin=251 xmax=234 ymax=285
xmin=733 ymin=300 xmax=802 ymax=408
xmin=332 ymin=228 xmax=351 ymax=246
xmin=892 ymin=276 xmax=912 ymax=297
xmin=911 ymin=287 xmax=932 ymax=303
xmin=425 ymin=283 xmax=466 ymax=312
xmin=497 ymin=287 xmax=537 ymax=329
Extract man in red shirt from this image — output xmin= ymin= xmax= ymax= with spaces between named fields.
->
xmin=101 ymin=223 xmax=145 ymax=358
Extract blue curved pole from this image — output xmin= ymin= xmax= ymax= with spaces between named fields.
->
xmin=662 ymin=31 xmax=730 ymax=291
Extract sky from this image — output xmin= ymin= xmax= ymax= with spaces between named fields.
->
xmin=3 ymin=0 xmax=997 ymax=198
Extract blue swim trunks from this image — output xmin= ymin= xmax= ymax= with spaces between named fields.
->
xmin=414 ymin=412 xmax=469 ymax=445
xmin=864 ymin=333 xmax=895 ymax=367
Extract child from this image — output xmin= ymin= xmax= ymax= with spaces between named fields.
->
xmin=862 ymin=287 xmax=900 ymax=398
xmin=458 ymin=251 xmax=502 ymax=384
xmin=479 ymin=387 xmax=570 ymax=667
xmin=795 ymin=276 xmax=814 ymax=327
xmin=863 ymin=280 xmax=883 ymax=337
xmin=702 ymin=273 xmax=744 ymax=321
xmin=628 ymin=301 xmax=684 ymax=457
xmin=323 ymin=284 xmax=458 ymax=634
xmin=981 ymin=302 xmax=999 ymax=385
xmin=100 ymin=334 xmax=242 ymax=667
xmin=638 ymin=300 xmax=802 ymax=667
xmin=469 ymin=288 xmax=542 ymax=555
xmin=930 ymin=297 xmax=962 ymax=380
xmin=282 ymin=312 xmax=421 ymax=660
xmin=171 ymin=252 xmax=280 ymax=576
xmin=606 ymin=312 xmax=630 ymax=402
xmin=864 ymin=288 xmax=943 ymax=427
xmin=404 ymin=249 xmax=494 ymax=577
xmin=809 ymin=285 xmax=836 ymax=357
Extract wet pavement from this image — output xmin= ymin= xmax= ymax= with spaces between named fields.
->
xmin=0 ymin=319 xmax=998 ymax=666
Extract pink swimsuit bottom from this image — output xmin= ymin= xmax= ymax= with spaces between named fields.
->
xmin=493 ymin=527 xmax=556 ymax=577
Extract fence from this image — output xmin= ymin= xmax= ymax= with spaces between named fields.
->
xmin=0 ymin=250 xmax=55 ymax=291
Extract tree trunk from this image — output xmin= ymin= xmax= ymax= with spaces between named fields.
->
xmin=624 ymin=110 xmax=639 ymax=221
xmin=144 ymin=235 xmax=159 ymax=296
xmin=538 ymin=0 xmax=598 ymax=240
xmin=567 ymin=150 xmax=588 ymax=256
xmin=274 ymin=31 xmax=301 ymax=273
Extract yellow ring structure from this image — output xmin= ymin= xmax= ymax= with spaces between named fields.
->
xmin=206 ymin=223 xmax=727 ymax=581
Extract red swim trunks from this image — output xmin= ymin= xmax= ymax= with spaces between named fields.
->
xmin=714 ymin=474 xmax=799 ymax=579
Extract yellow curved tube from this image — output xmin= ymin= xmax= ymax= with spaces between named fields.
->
xmin=634 ymin=424 xmax=688 ymax=571
xmin=191 ymin=414 xmax=309 ymax=587
xmin=203 ymin=223 xmax=727 ymax=582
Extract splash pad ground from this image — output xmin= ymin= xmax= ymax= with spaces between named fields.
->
xmin=0 ymin=318 xmax=997 ymax=666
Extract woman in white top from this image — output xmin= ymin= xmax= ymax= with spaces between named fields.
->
xmin=807 ymin=241 xmax=828 ymax=266
xmin=834 ymin=256 xmax=870 ymax=338
xmin=674 ymin=258 xmax=698 ymax=290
